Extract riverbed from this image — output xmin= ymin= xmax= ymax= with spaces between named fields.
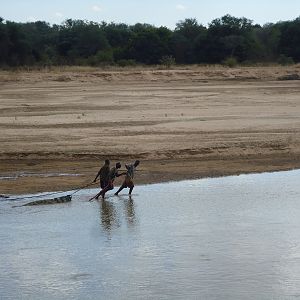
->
xmin=1 ymin=170 xmax=300 ymax=299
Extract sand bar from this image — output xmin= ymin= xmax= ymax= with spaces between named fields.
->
xmin=1 ymin=65 xmax=300 ymax=194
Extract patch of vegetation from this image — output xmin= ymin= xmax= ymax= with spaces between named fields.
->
xmin=222 ymin=57 xmax=238 ymax=68
xmin=277 ymin=54 xmax=294 ymax=65
xmin=159 ymin=55 xmax=176 ymax=68
xmin=117 ymin=59 xmax=137 ymax=67
xmin=1 ymin=15 xmax=300 ymax=67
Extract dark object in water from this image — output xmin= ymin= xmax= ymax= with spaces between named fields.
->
xmin=23 ymin=195 xmax=72 ymax=206
xmin=0 ymin=194 xmax=9 ymax=198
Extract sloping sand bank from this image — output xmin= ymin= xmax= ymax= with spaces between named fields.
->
xmin=1 ymin=65 xmax=300 ymax=194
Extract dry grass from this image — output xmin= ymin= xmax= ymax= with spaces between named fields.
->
xmin=1 ymin=63 xmax=300 ymax=76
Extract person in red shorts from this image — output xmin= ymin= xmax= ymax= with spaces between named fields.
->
xmin=115 ymin=160 xmax=140 ymax=196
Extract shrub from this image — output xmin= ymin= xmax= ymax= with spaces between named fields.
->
xmin=159 ymin=55 xmax=176 ymax=68
xmin=88 ymin=50 xmax=114 ymax=66
xmin=277 ymin=54 xmax=294 ymax=66
xmin=117 ymin=59 xmax=137 ymax=67
xmin=222 ymin=56 xmax=238 ymax=68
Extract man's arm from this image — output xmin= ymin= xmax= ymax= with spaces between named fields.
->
xmin=116 ymin=171 xmax=126 ymax=177
xmin=93 ymin=170 xmax=101 ymax=182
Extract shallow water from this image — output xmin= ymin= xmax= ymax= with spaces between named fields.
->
xmin=1 ymin=170 xmax=300 ymax=299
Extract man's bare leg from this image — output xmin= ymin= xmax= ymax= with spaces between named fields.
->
xmin=95 ymin=190 xmax=103 ymax=199
xmin=96 ymin=183 xmax=112 ymax=199
xmin=115 ymin=184 xmax=125 ymax=196
xmin=129 ymin=186 xmax=134 ymax=195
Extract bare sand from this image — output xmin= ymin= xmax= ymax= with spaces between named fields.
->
xmin=1 ymin=65 xmax=300 ymax=194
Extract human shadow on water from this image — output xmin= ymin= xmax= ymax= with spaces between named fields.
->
xmin=99 ymin=198 xmax=118 ymax=233
xmin=98 ymin=195 xmax=137 ymax=234
xmin=123 ymin=196 xmax=137 ymax=228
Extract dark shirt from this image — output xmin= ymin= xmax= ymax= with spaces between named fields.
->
xmin=99 ymin=165 xmax=110 ymax=181
xmin=108 ymin=167 xmax=119 ymax=181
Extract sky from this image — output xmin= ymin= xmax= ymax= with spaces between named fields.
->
xmin=1 ymin=0 xmax=300 ymax=28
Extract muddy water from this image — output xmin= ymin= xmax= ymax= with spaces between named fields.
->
xmin=1 ymin=170 xmax=300 ymax=299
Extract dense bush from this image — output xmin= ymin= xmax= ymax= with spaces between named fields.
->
xmin=0 ymin=15 xmax=300 ymax=67
xmin=277 ymin=54 xmax=294 ymax=65
xmin=159 ymin=55 xmax=176 ymax=68
xmin=222 ymin=56 xmax=238 ymax=67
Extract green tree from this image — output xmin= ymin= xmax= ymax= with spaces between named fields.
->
xmin=0 ymin=17 xmax=10 ymax=65
xmin=252 ymin=24 xmax=280 ymax=62
xmin=172 ymin=18 xmax=207 ymax=63
xmin=6 ymin=21 xmax=32 ymax=65
xmin=205 ymin=15 xmax=256 ymax=63
xmin=277 ymin=18 xmax=300 ymax=62
xmin=57 ymin=19 xmax=110 ymax=64
xmin=127 ymin=24 xmax=171 ymax=64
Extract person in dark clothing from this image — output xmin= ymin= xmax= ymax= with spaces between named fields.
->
xmin=93 ymin=159 xmax=110 ymax=189
xmin=115 ymin=160 xmax=140 ymax=196
xmin=95 ymin=162 xmax=124 ymax=199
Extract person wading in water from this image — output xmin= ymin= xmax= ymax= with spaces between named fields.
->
xmin=115 ymin=160 xmax=140 ymax=196
xmin=95 ymin=162 xmax=124 ymax=199
xmin=93 ymin=159 xmax=110 ymax=189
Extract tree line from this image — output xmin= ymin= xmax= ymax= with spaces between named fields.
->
xmin=0 ymin=14 xmax=300 ymax=67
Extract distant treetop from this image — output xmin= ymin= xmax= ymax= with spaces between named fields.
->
xmin=0 ymin=15 xmax=299 ymax=67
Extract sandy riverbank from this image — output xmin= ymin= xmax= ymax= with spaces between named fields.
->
xmin=1 ymin=65 xmax=300 ymax=194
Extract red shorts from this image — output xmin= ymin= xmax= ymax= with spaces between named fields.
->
xmin=123 ymin=176 xmax=134 ymax=188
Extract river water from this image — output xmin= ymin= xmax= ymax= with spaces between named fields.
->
xmin=1 ymin=170 xmax=300 ymax=299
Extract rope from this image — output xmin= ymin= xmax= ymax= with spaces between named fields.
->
xmin=69 ymin=181 xmax=97 ymax=196
xmin=6 ymin=181 xmax=96 ymax=201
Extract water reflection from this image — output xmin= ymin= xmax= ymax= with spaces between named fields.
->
xmin=99 ymin=199 xmax=118 ymax=232
xmin=98 ymin=196 xmax=137 ymax=233
xmin=123 ymin=196 xmax=136 ymax=228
